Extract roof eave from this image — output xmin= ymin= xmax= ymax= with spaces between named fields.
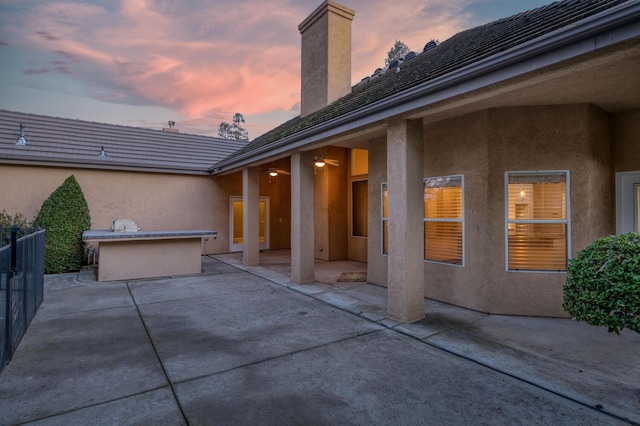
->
xmin=0 ymin=156 xmax=212 ymax=176
xmin=212 ymin=0 xmax=640 ymax=174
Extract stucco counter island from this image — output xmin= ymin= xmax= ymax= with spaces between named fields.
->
xmin=83 ymin=230 xmax=217 ymax=282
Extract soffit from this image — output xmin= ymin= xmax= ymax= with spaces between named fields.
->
xmin=418 ymin=39 xmax=640 ymax=125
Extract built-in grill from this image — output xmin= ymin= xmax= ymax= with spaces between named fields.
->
xmin=111 ymin=219 xmax=140 ymax=232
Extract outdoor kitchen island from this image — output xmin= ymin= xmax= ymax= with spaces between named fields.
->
xmin=82 ymin=229 xmax=217 ymax=282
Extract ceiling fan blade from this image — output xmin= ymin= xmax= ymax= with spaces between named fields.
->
xmin=277 ymin=169 xmax=291 ymax=175
xmin=326 ymin=159 xmax=340 ymax=166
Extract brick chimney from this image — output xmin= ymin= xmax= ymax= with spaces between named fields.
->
xmin=298 ymin=1 xmax=355 ymax=118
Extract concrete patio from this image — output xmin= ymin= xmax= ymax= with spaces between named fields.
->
xmin=0 ymin=251 xmax=638 ymax=425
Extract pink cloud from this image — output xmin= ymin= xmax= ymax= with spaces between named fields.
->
xmin=5 ymin=0 xmax=483 ymax=136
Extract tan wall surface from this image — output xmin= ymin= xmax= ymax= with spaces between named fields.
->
xmin=260 ymin=158 xmax=292 ymax=250
xmin=1 ymin=165 xmax=225 ymax=254
xmin=314 ymin=146 xmax=347 ymax=260
xmin=210 ymin=172 xmax=241 ymax=253
xmin=299 ymin=2 xmax=353 ymax=117
xmin=423 ymin=110 xmax=492 ymax=312
xmin=367 ymin=136 xmax=388 ymax=285
xmin=612 ymin=108 xmax=640 ymax=173
xmin=482 ymin=104 xmax=613 ymax=316
xmin=347 ymin=149 xmax=368 ymax=263
xmin=367 ymin=104 xmax=619 ymax=317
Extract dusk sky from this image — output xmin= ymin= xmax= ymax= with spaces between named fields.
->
xmin=0 ymin=0 xmax=553 ymax=139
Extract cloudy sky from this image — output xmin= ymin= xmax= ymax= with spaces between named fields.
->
xmin=0 ymin=0 xmax=552 ymax=138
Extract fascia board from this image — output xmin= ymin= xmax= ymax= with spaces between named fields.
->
xmin=0 ymin=156 xmax=210 ymax=175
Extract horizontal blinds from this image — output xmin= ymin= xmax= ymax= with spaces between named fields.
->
xmin=382 ymin=220 xmax=389 ymax=255
xmin=508 ymin=224 xmax=567 ymax=270
xmin=425 ymin=222 xmax=463 ymax=264
xmin=424 ymin=177 xmax=463 ymax=264
xmin=382 ymin=184 xmax=388 ymax=218
xmin=507 ymin=173 xmax=568 ymax=271
xmin=424 ymin=177 xmax=462 ymax=219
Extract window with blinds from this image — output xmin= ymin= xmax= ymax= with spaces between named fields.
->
xmin=381 ymin=183 xmax=388 ymax=255
xmin=424 ymin=175 xmax=464 ymax=265
xmin=506 ymin=171 xmax=569 ymax=271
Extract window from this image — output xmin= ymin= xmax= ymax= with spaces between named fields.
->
xmin=352 ymin=180 xmax=368 ymax=237
xmin=424 ymin=175 xmax=464 ymax=265
xmin=381 ymin=183 xmax=388 ymax=255
xmin=505 ymin=171 xmax=569 ymax=271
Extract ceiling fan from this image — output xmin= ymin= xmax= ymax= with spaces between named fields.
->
xmin=264 ymin=166 xmax=290 ymax=177
xmin=263 ymin=163 xmax=290 ymax=182
xmin=313 ymin=155 xmax=339 ymax=168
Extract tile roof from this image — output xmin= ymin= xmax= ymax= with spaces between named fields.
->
xmin=0 ymin=110 xmax=247 ymax=174
xmin=220 ymin=0 xmax=631 ymax=164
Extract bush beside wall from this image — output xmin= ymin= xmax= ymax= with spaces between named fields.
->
xmin=0 ymin=210 xmax=33 ymax=246
xmin=34 ymin=175 xmax=91 ymax=273
xmin=563 ymin=233 xmax=640 ymax=334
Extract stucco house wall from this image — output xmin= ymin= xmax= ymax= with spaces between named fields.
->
xmin=210 ymin=160 xmax=292 ymax=253
xmin=612 ymin=109 xmax=640 ymax=173
xmin=2 ymin=165 xmax=223 ymax=254
xmin=365 ymin=103 xmax=629 ymax=317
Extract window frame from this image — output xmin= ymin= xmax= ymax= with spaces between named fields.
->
xmin=381 ymin=182 xmax=388 ymax=256
xmin=504 ymin=170 xmax=571 ymax=273
xmin=423 ymin=174 xmax=465 ymax=267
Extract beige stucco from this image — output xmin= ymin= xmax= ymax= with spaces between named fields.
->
xmin=612 ymin=109 xmax=640 ymax=173
xmin=314 ymin=146 xmax=348 ymax=261
xmin=361 ymin=103 xmax=636 ymax=317
xmin=1 ymin=165 xmax=223 ymax=254
xmin=387 ymin=118 xmax=425 ymax=322
xmin=298 ymin=1 xmax=354 ymax=117
xmin=91 ymin=237 xmax=202 ymax=281
xmin=242 ymin=166 xmax=261 ymax=265
xmin=291 ymin=151 xmax=316 ymax=282
xmin=367 ymin=136 xmax=388 ymax=286
xmin=210 ymin=157 xmax=292 ymax=253
xmin=346 ymin=149 xmax=368 ymax=263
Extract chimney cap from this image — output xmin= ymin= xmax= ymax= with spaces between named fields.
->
xmin=299 ymin=0 xmax=354 ymax=34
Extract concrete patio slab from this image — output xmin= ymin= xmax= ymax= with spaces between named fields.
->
xmin=393 ymin=299 xmax=489 ymax=339
xmin=425 ymin=316 xmax=640 ymax=424
xmin=1 ymin=254 xmax=638 ymax=425
xmin=128 ymin=271 xmax=267 ymax=305
xmin=36 ymin=282 xmax=133 ymax=318
xmin=137 ymin=283 xmax=384 ymax=383
xmin=0 ymin=306 xmax=167 ymax=425
xmin=23 ymin=388 xmax=184 ymax=426
xmin=174 ymin=329 xmax=622 ymax=425
xmin=313 ymin=283 xmax=388 ymax=321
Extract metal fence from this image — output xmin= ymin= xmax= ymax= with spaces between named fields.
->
xmin=1 ymin=227 xmax=45 ymax=374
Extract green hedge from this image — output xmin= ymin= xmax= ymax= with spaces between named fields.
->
xmin=0 ymin=210 xmax=33 ymax=246
xmin=563 ymin=233 xmax=640 ymax=334
xmin=34 ymin=175 xmax=91 ymax=273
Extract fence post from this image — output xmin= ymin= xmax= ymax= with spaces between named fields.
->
xmin=6 ymin=226 xmax=18 ymax=362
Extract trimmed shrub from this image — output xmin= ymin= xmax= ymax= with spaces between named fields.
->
xmin=34 ymin=175 xmax=91 ymax=273
xmin=563 ymin=233 xmax=640 ymax=334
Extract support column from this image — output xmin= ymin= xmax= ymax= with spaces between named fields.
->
xmin=291 ymin=151 xmax=315 ymax=283
xmin=387 ymin=118 xmax=425 ymax=323
xmin=242 ymin=166 xmax=260 ymax=266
